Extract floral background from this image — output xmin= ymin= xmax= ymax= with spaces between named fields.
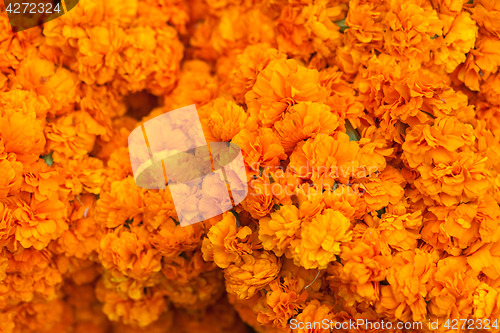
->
xmin=0 ymin=0 xmax=500 ymax=332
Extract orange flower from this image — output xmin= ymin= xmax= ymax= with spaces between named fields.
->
xmin=53 ymin=194 xmax=100 ymax=259
xmin=232 ymin=128 xmax=287 ymax=170
xmin=259 ymin=205 xmax=302 ymax=257
xmin=162 ymin=270 xmax=225 ymax=309
xmin=291 ymin=209 xmax=352 ymax=269
xmin=0 ymin=90 xmax=47 ymax=165
xmin=276 ymin=0 xmax=343 ymax=62
xmin=427 ymin=256 xmax=481 ymax=320
xmin=8 ymin=196 xmax=68 ymax=251
xmin=224 ymin=251 xmax=281 ymax=300
xmin=402 ymin=116 xmax=475 ymax=169
xmin=99 ymin=226 xmax=162 ymax=281
xmin=362 ymin=165 xmax=406 ymax=211
xmin=433 ymin=12 xmax=478 ymax=73
xmin=202 ymin=212 xmax=256 ymax=268
xmin=383 ymin=0 xmax=443 ymax=62
xmin=2 ymin=248 xmax=63 ymax=305
xmin=473 ymin=282 xmax=500 ymax=320
xmin=289 ymin=133 xmax=360 ymax=187
xmin=0 ymin=159 xmax=23 ymax=200
xmin=291 ymin=299 xmax=334 ymax=333
xmin=228 ymin=44 xmax=286 ymax=104
xmin=148 ymin=218 xmax=205 ymax=258
xmin=328 ymin=224 xmax=391 ymax=306
xmin=376 ymin=248 xmax=438 ymax=322
xmin=44 ymin=111 xmax=107 ymax=161
xmin=198 ymin=97 xmax=257 ymax=142
xmin=467 ymin=242 xmax=500 ymax=280
xmin=471 ymin=0 xmax=500 ymax=38
xmin=274 ymin=102 xmax=339 ymax=152
xmin=95 ymin=278 xmax=167 ymax=327
xmin=242 ymin=172 xmax=275 ymax=219
xmin=95 ymin=177 xmax=144 ymax=229
xmin=256 ymin=277 xmax=308 ymax=328
xmin=414 ymin=151 xmax=490 ymax=206
xmin=378 ymin=211 xmax=423 ymax=251
xmin=245 ymin=58 xmax=327 ymax=127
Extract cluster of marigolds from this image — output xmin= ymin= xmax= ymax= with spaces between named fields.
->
xmin=1 ymin=0 xmax=500 ymax=332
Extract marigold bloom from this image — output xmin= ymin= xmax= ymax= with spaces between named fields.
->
xmin=259 ymin=205 xmax=302 ymax=257
xmin=274 ymin=102 xmax=339 ymax=152
xmin=289 ymin=133 xmax=361 ymax=186
xmin=376 ymin=248 xmax=438 ymax=322
xmin=228 ymin=44 xmax=286 ymax=104
xmin=328 ymin=224 xmax=391 ymax=306
xmin=276 ymin=0 xmax=343 ymax=62
xmin=202 ymin=212 xmax=256 ymax=268
xmin=427 ymin=256 xmax=481 ymax=320
xmin=232 ymin=128 xmax=287 ymax=170
xmin=245 ymin=59 xmax=327 ymax=127
xmin=224 ymin=251 xmax=281 ymax=300
xmin=256 ymin=277 xmax=308 ymax=328
xmin=242 ymin=174 xmax=274 ymax=219
xmin=198 ymin=97 xmax=257 ymax=142
xmin=99 ymin=227 xmax=162 ymax=281
xmin=434 ymin=12 xmax=478 ymax=73
xmin=2 ymin=0 xmax=500 ymax=330
xmin=292 ymin=300 xmax=334 ymax=333
xmin=95 ymin=177 xmax=144 ymax=229
xmin=291 ymin=209 xmax=352 ymax=270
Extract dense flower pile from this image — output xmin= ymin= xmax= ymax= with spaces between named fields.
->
xmin=1 ymin=0 xmax=500 ymax=332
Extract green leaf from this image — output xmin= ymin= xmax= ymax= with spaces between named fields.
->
xmin=345 ymin=120 xmax=360 ymax=141
xmin=230 ymin=209 xmax=241 ymax=228
xmin=124 ymin=218 xmax=133 ymax=229
xmin=335 ymin=19 xmax=348 ymax=33
xmin=41 ymin=152 xmax=54 ymax=166
xmin=376 ymin=207 xmax=386 ymax=218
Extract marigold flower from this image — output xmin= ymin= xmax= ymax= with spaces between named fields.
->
xmin=289 ymin=133 xmax=360 ymax=187
xmin=245 ymin=59 xmax=327 ymax=127
xmin=276 ymin=0 xmax=343 ymax=62
xmin=2 ymin=0 xmax=500 ymax=330
xmin=291 ymin=209 xmax=352 ymax=270
xmin=378 ymin=211 xmax=423 ymax=251
xmin=292 ymin=299 xmax=334 ymax=333
xmin=228 ymin=44 xmax=286 ymax=104
xmin=148 ymin=218 xmax=205 ymax=258
xmin=224 ymin=251 xmax=281 ymax=300
xmin=232 ymin=128 xmax=287 ymax=170
xmin=202 ymin=212 xmax=256 ymax=268
xmin=198 ymin=97 xmax=257 ymax=142
xmin=376 ymin=248 xmax=438 ymax=322
xmin=427 ymin=256 xmax=481 ymax=320
xmin=259 ymin=205 xmax=302 ymax=257
xmin=95 ymin=177 xmax=144 ymax=229
xmin=362 ymin=165 xmax=406 ymax=211
xmin=328 ymin=224 xmax=391 ymax=306
xmin=242 ymin=174 xmax=275 ymax=220
xmin=99 ymin=227 xmax=162 ymax=281
xmin=274 ymin=102 xmax=339 ymax=152
xmin=95 ymin=278 xmax=167 ymax=327
xmin=256 ymin=277 xmax=308 ymax=328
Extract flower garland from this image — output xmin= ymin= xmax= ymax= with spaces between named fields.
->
xmin=1 ymin=0 xmax=500 ymax=332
